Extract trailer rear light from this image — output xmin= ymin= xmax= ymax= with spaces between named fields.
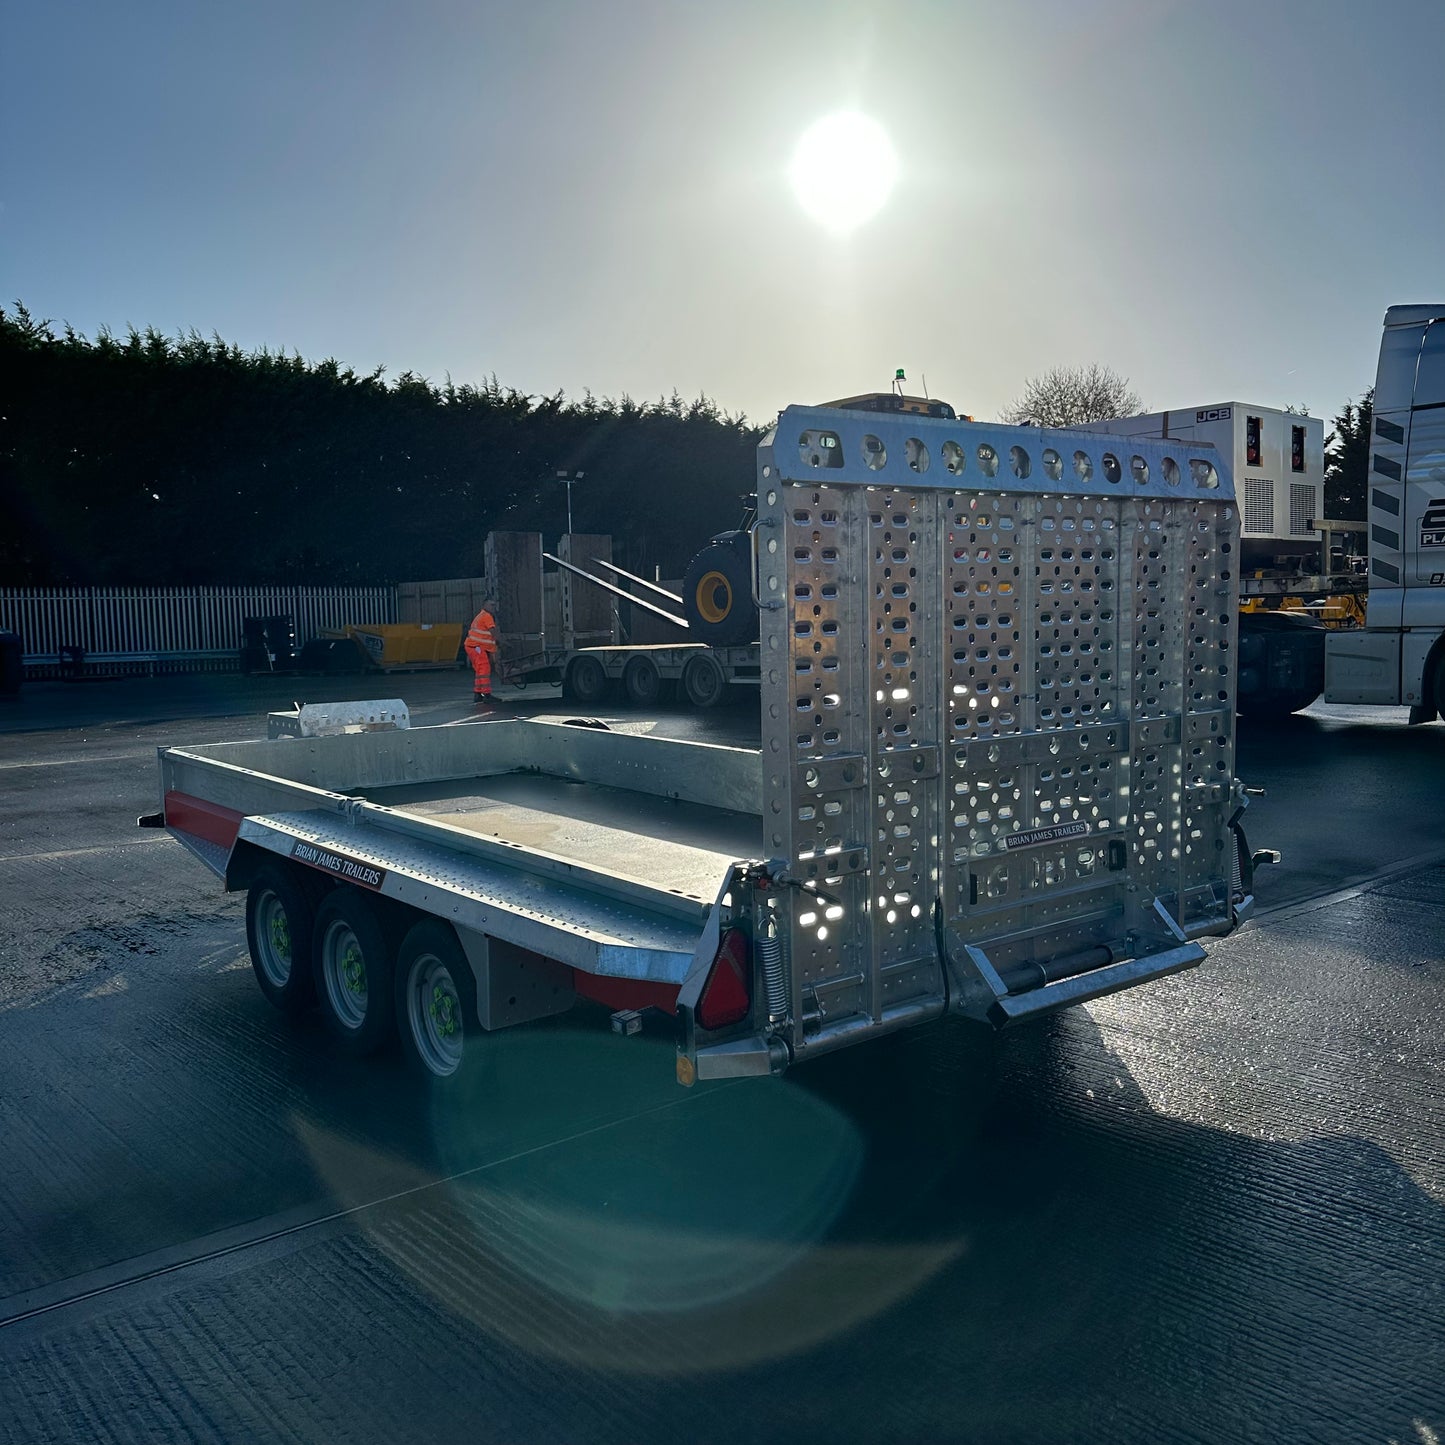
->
xmin=696 ymin=928 xmax=751 ymax=1031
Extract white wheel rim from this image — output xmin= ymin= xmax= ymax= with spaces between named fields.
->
xmin=407 ymin=953 xmax=464 ymax=1076
xmin=256 ymin=891 xmax=292 ymax=988
xmin=322 ymin=919 xmax=368 ymax=1030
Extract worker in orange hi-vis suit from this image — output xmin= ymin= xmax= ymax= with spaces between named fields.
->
xmin=464 ymin=600 xmax=500 ymax=703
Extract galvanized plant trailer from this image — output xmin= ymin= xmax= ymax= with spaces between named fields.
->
xmin=151 ymin=405 xmax=1259 ymax=1085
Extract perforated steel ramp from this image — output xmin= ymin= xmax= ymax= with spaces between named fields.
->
xmin=748 ymin=406 xmax=1242 ymax=1057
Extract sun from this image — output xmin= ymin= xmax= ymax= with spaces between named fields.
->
xmin=788 ymin=111 xmax=898 ymax=235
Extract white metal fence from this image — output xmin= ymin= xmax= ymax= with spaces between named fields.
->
xmin=1 ymin=585 xmax=396 ymax=671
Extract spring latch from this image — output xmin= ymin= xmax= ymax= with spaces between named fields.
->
xmin=757 ymin=917 xmax=788 ymax=1025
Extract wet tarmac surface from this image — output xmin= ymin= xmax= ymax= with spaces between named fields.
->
xmin=1 ymin=675 xmax=1443 ymax=1443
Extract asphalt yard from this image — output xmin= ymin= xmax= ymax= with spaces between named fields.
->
xmin=1 ymin=674 xmax=1442 ymax=1444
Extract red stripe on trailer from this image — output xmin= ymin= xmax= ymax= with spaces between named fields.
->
xmin=164 ymin=791 xmax=244 ymax=851
xmin=572 ymin=972 xmax=679 ymax=1016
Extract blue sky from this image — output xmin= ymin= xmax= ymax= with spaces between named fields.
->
xmin=4 ymin=0 xmax=1441 ymax=425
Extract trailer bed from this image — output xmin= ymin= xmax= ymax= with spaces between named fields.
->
xmin=359 ymin=772 xmax=762 ymax=904
xmin=156 ymin=719 xmax=765 ymax=982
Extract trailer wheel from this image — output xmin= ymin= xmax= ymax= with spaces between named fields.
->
xmin=245 ymin=864 xmax=317 ymax=1013
xmin=565 ymin=654 xmax=610 ymax=706
xmin=313 ymin=889 xmax=395 ymax=1055
xmin=623 ymin=654 xmax=665 ymax=707
xmin=682 ymin=651 xmax=728 ymax=709
xmin=395 ymin=920 xmax=481 ymax=1082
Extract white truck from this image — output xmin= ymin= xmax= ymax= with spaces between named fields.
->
xmin=145 ymin=405 xmax=1264 ymax=1086
xmin=1325 ymin=304 xmax=1445 ymax=720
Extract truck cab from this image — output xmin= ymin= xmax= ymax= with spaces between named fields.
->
xmin=1324 ymin=305 xmax=1445 ymax=717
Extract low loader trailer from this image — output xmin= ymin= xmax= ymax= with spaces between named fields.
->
xmin=146 ymin=406 xmax=1266 ymax=1085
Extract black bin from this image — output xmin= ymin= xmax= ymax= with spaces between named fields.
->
xmin=297 ymin=636 xmax=368 ymax=674
xmin=0 ymin=631 xmax=21 ymax=698
xmin=241 ymin=615 xmax=298 ymax=674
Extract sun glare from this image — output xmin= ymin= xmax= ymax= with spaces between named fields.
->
xmin=788 ymin=111 xmax=898 ymax=235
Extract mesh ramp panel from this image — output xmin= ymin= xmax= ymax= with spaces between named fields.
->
xmin=756 ymin=413 xmax=1238 ymax=1052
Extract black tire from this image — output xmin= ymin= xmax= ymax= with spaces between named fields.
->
xmin=1433 ymin=651 xmax=1445 ymax=719
xmin=681 ymin=535 xmax=758 ymax=646
xmin=1236 ymin=611 xmax=1324 ymax=719
xmin=682 ymin=651 xmax=728 ymax=709
xmin=1236 ymin=690 xmax=1321 ymax=720
xmin=312 ymin=888 xmax=396 ymax=1055
xmin=394 ymin=919 xmax=484 ymax=1083
xmin=565 ymin=653 xmax=610 ymax=706
xmin=245 ymin=864 xmax=317 ymax=1013
xmin=623 ymin=653 xmax=665 ymax=707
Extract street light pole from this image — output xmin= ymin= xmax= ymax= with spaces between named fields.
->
xmin=554 ymin=469 xmax=584 ymax=536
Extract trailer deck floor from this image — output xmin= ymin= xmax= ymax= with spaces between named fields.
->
xmin=359 ymin=772 xmax=763 ymax=901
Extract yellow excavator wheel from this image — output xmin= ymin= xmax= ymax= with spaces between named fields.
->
xmin=693 ymin=570 xmax=733 ymax=625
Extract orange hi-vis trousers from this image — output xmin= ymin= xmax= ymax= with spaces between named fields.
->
xmin=464 ymin=609 xmax=498 ymax=697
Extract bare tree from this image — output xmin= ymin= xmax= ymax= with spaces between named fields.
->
xmin=998 ymin=363 xmax=1142 ymax=428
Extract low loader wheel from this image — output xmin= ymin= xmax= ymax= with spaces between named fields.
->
xmin=566 ymin=653 xmax=610 ymax=707
xmin=682 ymin=651 xmax=728 ymax=709
xmin=395 ymin=919 xmax=483 ymax=1083
xmin=623 ymin=653 xmax=664 ymax=707
xmin=1434 ymin=652 xmax=1445 ymax=718
xmin=312 ymin=888 xmax=395 ymax=1055
xmin=245 ymin=864 xmax=317 ymax=1013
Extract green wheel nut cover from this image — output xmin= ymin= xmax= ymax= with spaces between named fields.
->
xmin=430 ymin=984 xmax=456 ymax=1037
